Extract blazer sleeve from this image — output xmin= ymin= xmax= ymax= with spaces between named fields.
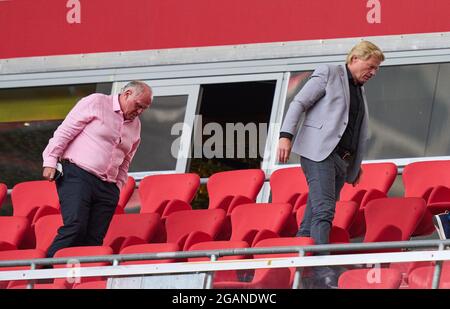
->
xmin=280 ymin=65 xmax=329 ymax=135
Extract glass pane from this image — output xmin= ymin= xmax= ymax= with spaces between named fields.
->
xmin=129 ymin=95 xmax=188 ymax=172
xmin=282 ymin=71 xmax=313 ymax=164
xmin=0 ymin=83 xmax=112 ymax=188
xmin=364 ymin=63 xmax=439 ymax=159
xmin=283 ymin=63 xmax=450 ymax=162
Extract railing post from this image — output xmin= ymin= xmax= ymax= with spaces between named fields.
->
xmin=205 ymin=254 xmax=217 ymax=289
xmin=292 ymin=249 xmax=306 ymax=289
xmin=26 ymin=262 xmax=37 ymax=289
xmin=431 ymin=243 xmax=445 ymax=289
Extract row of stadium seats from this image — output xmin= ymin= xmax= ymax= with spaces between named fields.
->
xmin=2 ymin=160 xmax=450 ymax=288
xmin=0 ymin=195 xmax=434 ymax=289
xmin=3 ymin=160 xmax=450 ymax=241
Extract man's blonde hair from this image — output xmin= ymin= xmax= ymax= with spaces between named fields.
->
xmin=346 ymin=41 xmax=385 ymax=64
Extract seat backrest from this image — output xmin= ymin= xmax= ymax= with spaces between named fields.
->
xmin=188 ymin=240 xmax=249 ymax=262
xmin=188 ymin=240 xmax=250 ymax=282
xmin=340 ymin=162 xmax=397 ymax=201
xmin=11 ymin=180 xmax=60 ymax=218
xmin=165 ymin=209 xmax=226 ymax=244
xmin=363 ymin=197 xmax=426 ymax=243
xmin=253 ymin=237 xmax=315 ymax=258
xmin=0 ymin=249 xmax=46 ymax=265
xmin=338 ymin=268 xmax=402 ymax=289
xmin=103 ymin=213 xmax=161 ymax=250
xmin=0 ymin=183 xmax=7 ymax=209
xmin=33 ymin=214 xmax=63 ymax=254
xmin=53 ymin=245 xmax=113 ymax=286
xmin=138 ymin=173 xmax=200 ymax=214
xmin=117 ymin=176 xmax=136 ymax=210
xmin=0 ymin=249 xmax=46 ymax=289
xmin=0 ymin=216 xmax=30 ymax=248
xmin=408 ymin=261 xmax=450 ymax=289
xmin=295 ymin=201 xmax=358 ymax=232
xmin=270 ymin=167 xmax=308 ymax=204
xmin=207 ymin=169 xmax=265 ymax=210
xmin=120 ymin=243 xmax=180 ymax=265
xmin=403 ymin=160 xmax=450 ymax=198
xmin=230 ymin=203 xmax=292 ymax=242
xmin=253 ymin=237 xmax=315 ymax=286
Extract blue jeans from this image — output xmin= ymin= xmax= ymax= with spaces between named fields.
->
xmin=297 ymin=152 xmax=348 ymax=278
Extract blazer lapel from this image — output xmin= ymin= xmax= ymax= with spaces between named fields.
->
xmin=339 ymin=64 xmax=350 ymax=108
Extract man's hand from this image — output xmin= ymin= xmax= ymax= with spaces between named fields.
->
xmin=352 ymin=169 xmax=363 ymax=187
xmin=43 ymin=167 xmax=56 ymax=181
xmin=277 ymin=138 xmax=292 ymax=164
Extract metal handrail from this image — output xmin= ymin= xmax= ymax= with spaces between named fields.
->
xmin=1 ymin=239 xmax=450 ymax=289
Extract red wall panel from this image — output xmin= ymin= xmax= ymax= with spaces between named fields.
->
xmin=1 ymin=0 xmax=449 ymax=59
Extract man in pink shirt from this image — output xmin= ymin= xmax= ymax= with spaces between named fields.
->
xmin=42 ymin=81 xmax=152 ymax=257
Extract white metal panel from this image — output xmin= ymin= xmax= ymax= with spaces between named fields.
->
xmin=112 ymin=83 xmax=200 ymax=178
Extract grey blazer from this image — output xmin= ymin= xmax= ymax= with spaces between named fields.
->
xmin=280 ymin=64 xmax=369 ymax=183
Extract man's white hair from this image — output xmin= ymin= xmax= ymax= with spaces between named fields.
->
xmin=121 ymin=81 xmax=153 ymax=100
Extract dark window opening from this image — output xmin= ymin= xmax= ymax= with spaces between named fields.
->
xmin=188 ymin=81 xmax=276 ymax=208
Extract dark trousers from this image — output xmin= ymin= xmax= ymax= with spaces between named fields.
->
xmin=46 ymin=161 xmax=119 ymax=258
xmin=297 ymin=152 xmax=348 ymax=278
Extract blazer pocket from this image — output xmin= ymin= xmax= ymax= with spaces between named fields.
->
xmin=303 ymin=119 xmax=323 ymax=129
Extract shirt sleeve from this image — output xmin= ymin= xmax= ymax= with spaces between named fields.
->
xmin=116 ymin=137 xmax=141 ymax=189
xmin=42 ymin=95 xmax=95 ymax=168
xmin=279 ymin=132 xmax=294 ymax=140
xmin=280 ymin=65 xmax=329 ymax=135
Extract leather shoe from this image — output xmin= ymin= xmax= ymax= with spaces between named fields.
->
xmin=311 ymin=274 xmax=338 ymax=289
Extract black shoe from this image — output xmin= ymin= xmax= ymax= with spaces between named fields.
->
xmin=311 ymin=274 xmax=338 ymax=289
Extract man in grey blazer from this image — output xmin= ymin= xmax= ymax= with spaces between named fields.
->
xmin=278 ymin=41 xmax=385 ymax=288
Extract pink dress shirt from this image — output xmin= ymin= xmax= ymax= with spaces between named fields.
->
xmin=42 ymin=94 xmax=141 ymax=189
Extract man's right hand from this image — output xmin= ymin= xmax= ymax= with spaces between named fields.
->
xmin=43 ymin=167 xmax=56 ymax=181
xmin=277 ymin=137 xmax=292 ymax=164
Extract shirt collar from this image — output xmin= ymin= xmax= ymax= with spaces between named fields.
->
xmin=346 ymin=65 xmax=362 ymax=86
xmin=113 ymin=95 xmax=122 ymax=113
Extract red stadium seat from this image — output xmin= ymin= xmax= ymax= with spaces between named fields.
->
xmin=188 ymin=240 xmax=250 ymax=282
xmin=73 ymin=280 xmax=107 ymax=289
xmin=270 ymin=167 xmax=309 ymax=236
xmin=403 ymin=160 xmax=450 ymax=236
xmin=11 ymin=180 xmax=60 ymax=221
xmin=103 ymin=213 xmax=161 ymax=253
xmin=120 ymin=243 xmax=180 ymax=265
xmin=164 ymin=209 xmax=226 ymax=250
xmin=214 ymin=237 xmax=314 ymax=289
xmin=0 ymin=216 xmax=29 ymax=251
xmin=138 ymin=173 xmax=200 ymax=219
xmin=338 ymin=268 xmax=402 ymax=289
xmin=408 ymin=261 xmax=450 ymax=289
xmin=115 ymin=176 xmax=136 ymax=214
xmin=363 ymin=197 xmax=426 ymax=245
xmin=9 ymin=245 xmax=113 ymax=289
xmin=207 ymin=169 xmax=265 ymax=215
xmin=0 ymin=183 xmax=7 ymax=210
xmin=295 ymin=201 xmax=358 ymax=243
xmin=340 ymin=162 xmax=397 ymax=238
xmin=0 ymin=249 xmax=46 ymax=289
xmin=33 ymin=214 xmax=63 ymax=254
xmin=229 ymin=203 xmax=292 ymax=246
xmin=270 ymin=167 xmax=309 ymax=213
